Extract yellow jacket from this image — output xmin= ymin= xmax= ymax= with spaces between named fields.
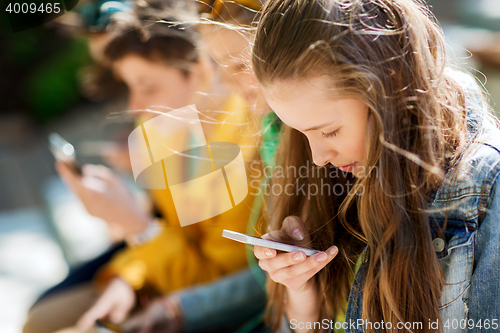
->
xmin=95 ymin=94 xmax=259 ymax=293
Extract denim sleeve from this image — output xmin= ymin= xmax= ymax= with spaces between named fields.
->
xmin=469 ymin=175 xmax=500 ymax=330
xmin=178 ymin=266 xmax=267 ymax=333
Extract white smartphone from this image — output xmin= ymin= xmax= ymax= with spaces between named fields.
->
xmin=48 ymin=132 xmax=82 ymax=175
xmin=222 ymin=230 xmax=320 ymax=256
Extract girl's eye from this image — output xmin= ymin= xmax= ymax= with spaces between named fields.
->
xmin=321 ymin=129 xmax=340 ymax=138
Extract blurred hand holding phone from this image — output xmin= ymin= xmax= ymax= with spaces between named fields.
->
xmin=50 ymin=133 xmax=151 ymax=237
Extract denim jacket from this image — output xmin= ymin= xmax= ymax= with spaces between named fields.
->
xmin=345 ymin=73 xmax=500 ymax=333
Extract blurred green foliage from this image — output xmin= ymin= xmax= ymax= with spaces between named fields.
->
xmin=27 ymin=37 xmax=90 ymax=121
xmin=1 ymin=17 xmax=92 ymax=122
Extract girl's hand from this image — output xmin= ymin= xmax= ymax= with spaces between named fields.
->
xmin=254 ymin=216 xmax=338 ymax=292
xmin=76 ymin=277 xmax=136 ymax=330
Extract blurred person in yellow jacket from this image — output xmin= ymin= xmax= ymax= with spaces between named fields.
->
xmin=23 ymin=1 xmax=263 ymax=333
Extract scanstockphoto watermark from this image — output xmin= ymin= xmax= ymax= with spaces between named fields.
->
xmin=291 ymin=319 xmax=500 ymax=331
xmin=290 ymin=319 xmax=425 ymax=331
xmin=250 ymin=176 xmax=361 ymax=199
xmin=248 ymin=160 xmax=379 ymax=199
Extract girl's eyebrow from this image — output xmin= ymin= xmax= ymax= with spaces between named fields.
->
xmin=303 ymin=121 xmax=334 ymax=132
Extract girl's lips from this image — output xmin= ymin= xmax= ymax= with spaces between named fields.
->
xmin=337 ymin=162 xmax=356 ymax=172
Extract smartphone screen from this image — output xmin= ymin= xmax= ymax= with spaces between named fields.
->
xmin=222 ymin=230 xmax=320 ymax=256
xmin=48 ymin=132 xmax=82 ymax=175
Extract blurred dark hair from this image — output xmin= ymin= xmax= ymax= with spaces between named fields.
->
xmin=102 ymin=0 xmax=200 ymax=76
xmin=81 ymin=0 xmax=200 ymax=99
xmin=80 ymin=63 xmax=127 ymax=101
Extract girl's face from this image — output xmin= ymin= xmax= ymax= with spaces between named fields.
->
xmin=203 ymin=26 xmax=268 ymax=113
xmin=114 ymin=54 xmax=200 ymax=117
xmin=262 ymin=76 xmax=371 ymax=178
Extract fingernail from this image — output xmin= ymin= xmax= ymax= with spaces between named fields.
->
xmin=292 ymin=228 xmax=304 ymax=240
xmin=328 ymin=246 xmax=338 ymax=256
xmin=265 ymin=249 xmax=274 ymax=257
xmin=316 ymin=252 xmax=328 ymax=262
xmin=293 ymin=251 xmax=305 ymax=261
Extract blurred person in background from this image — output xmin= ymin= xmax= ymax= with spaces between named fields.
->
xmin=23 ymin=1 xmax=266 ymax=332
xmin=115 ymin=1 xmax=286 ymax=332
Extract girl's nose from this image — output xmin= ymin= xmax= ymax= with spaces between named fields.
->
xmin=309 ymin=138 xmax=336 ymax=167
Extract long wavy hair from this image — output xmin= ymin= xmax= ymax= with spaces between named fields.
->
xmin=252 ymin=0 xmax=497 ymax=332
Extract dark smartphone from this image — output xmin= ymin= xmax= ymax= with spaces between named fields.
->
xmin=95 ymin=319 xmax=122 ymax=333
xmin=48 ymin=132 xmax=82 ymax=175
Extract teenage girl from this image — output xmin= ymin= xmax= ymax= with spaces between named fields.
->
xmin=251 ymin=1 xmax=500 ymax=333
